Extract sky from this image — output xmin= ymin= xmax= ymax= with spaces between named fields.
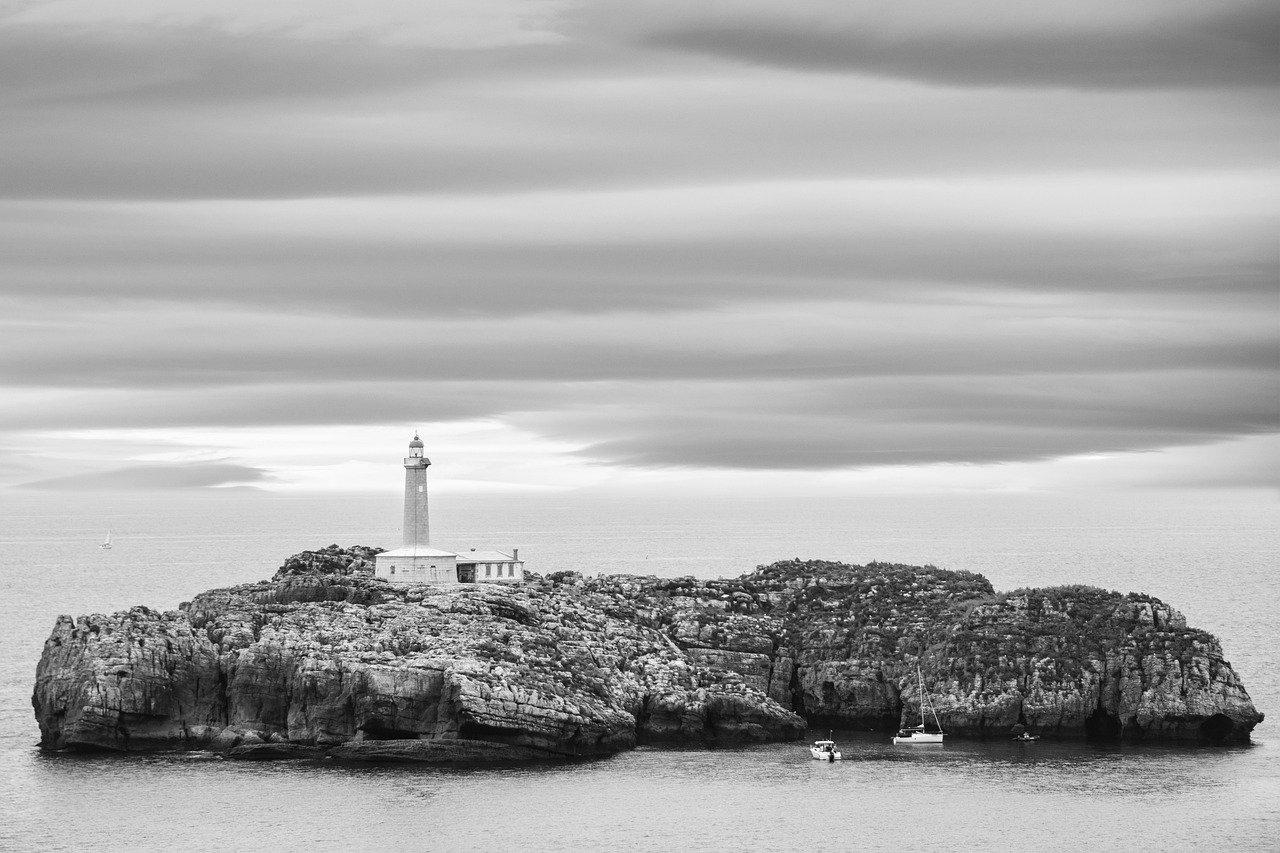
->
xmin=1 ymin=0 xmax=1277 ymax=495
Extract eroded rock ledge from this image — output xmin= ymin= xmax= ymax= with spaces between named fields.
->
xmin=33 ymin=548 xmax=1262 ymax=760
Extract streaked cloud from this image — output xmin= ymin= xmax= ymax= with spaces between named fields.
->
xmin=17 ymin=462 xmax=270 ymax=490
xmin=613 ymin=1 xmax=1280 ymax=88
xmin=0 ymin=0 xmax=1275 ymax=490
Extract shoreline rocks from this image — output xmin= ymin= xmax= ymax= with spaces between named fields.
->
xmin=32 ymin=549 xmax=1263 ymax=761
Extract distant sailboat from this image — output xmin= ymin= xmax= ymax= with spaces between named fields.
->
xmin=99 ymin=531 xmax=112 ymax=550
xmin=892 ymin=664 xmax=944 ymax=745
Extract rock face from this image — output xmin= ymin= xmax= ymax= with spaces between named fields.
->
xmin=33 ymin=549 xmax=1262 ymax=759
xmin=933 ymin=586 xmax=1260 ymax=742
xmin=577 ymin=560 xmax=1262 ymax=744
xmin=33 ymin=548 xmax=803 ymax=759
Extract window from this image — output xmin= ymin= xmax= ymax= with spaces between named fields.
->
xmin=485 ymin=565 xmax=491 ymax=577
xmin=390 ymin=565 xmax=395 ymax=574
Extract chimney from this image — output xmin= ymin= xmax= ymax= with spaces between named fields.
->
xmin=512 ymin=548 xmax=519 ymax=561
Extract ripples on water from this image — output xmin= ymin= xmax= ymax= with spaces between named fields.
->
xmin=1 ymin=489 xmax=1276 ymax=851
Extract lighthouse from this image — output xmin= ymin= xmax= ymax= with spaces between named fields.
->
xmin=373 ymin=435 xmax=526 ymax=585
xmin=402 ymin=433 xmax=431 ymax=547
xmin=373 ymin=434 xmax=458 ymax=584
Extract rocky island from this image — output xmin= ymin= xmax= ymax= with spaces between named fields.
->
xmin=33 ymin=547 xmax=1263 ymax=761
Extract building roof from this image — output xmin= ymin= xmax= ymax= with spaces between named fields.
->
xmin=455 ymin=549 xmax=519 ymax=563
xmin=408 ymin=433 xmax=424 ymax=448
xmin=376 ymin=546 xmax=458 ymax=559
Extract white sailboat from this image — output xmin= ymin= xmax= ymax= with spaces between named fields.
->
xmin=892 ymin=665 xmax=944 ymax=745
xmin=99 ymin=531 xmax=112 ymax=550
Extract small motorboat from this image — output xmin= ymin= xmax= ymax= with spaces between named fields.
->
xmin=809 ymin=740 xmax=842 ymax=761
xmin=892 ymin=664 xmax=945 ymax=745
xmin=1013 ymin=732 xmax=1040 ymax=742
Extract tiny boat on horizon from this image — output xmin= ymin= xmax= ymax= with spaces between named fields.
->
xmin=809 ymin=739 xmax=842 ymax=761
xmin=892 ymin=664 xmax=945 ymax=745
xmin=99 ymin=531 xmax=112 ymax=550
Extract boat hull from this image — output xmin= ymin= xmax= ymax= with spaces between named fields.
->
xmin=891 ymin=733 xmax=944 ymax=745
xmin=809 ymin=748 xmax=842 ymax=760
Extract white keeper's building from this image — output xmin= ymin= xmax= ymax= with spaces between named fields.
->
xmin=374 ymin=435 xmax=525 ymax=585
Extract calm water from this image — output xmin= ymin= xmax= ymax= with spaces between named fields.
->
xmin=1 ymin=488 xmax=1277 ymax=851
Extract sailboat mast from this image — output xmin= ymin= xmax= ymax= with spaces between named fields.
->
xmin=918 ymin=665 xmax=925 ymax=728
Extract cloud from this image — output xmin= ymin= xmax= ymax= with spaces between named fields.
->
xmin=0 ymin=0 xmax=1274 ymax=487
xmin=2 ymin=170 xmax=1275 ymax=321
xmin=0 ymin=259 xmax=1274 ymax=474
xmin=17 ymin=461 xmax=271 ymax=490
xmin=1 ymin=16 xmax=1276 ymax=200
xmin=543 ymin=372 xmax=1280 ymax=470
xmin=0 ymin=382 xmax=575 ymax=431
xmin=0 ymin=17 xmax=597 ymax=111
xmin=616 ymin=1 xmax=1280 ymax=89
xmin=0 ymin=292 xmax=1274 ymax=389
xmin=1 ymin=0 xmax=569 ymax=52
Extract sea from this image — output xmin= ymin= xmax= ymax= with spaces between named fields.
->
xmin=1 ymin=488 xmax=1276 ymax=851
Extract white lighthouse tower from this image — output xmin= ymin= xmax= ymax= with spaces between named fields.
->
xmin=374 ymin=434 xmax=459 ymax=584
xmin=402 ymin=433 xmax=430 ymax=547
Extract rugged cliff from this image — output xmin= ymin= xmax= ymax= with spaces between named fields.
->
xmin=33 ymin=547 xmax=803 ymax=760
xmin=579 ymin=560 xmax=1261 ymax=744
xmin=33 ymin=548 xmax=1262 ymax=760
